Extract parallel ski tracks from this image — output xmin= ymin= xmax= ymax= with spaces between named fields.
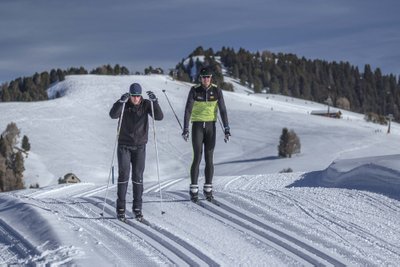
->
xmin=66 ymin=182 xmax=217 ymax=267
xmin=5 ymin=186 xmax=207 ymax=266
xmin=87 ymin=196 xmax=218 ymax=266
xmin=0 ymin=218 xmax=40 ymax=265
xmin=274 ymin=190 xmax=400 ymax=259
xmin=231 ymin=189 xmax=400 ymax=265
xmin=155 ymin=178 xmax=348 ymax=266
xmin=170 ymin=191 xmax=346 ymax=267
xmin=9 ymin=179 xmax=352 ymax=265
xmin=32 ymin=194 xmax=196 ymax=266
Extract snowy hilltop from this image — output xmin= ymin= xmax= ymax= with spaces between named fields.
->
xmin=0 ymin=74 xmax=400 ymax=266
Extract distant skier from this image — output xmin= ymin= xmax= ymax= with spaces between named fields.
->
xmin=109 ymin=83 xmax=163 ymax=221
xmin=182 ymin=67 xmax=230 ymax=202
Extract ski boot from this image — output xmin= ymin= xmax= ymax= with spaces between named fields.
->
xmin=134 ymin=209 xmax=144 ymax=222
xmin=117 ymin=208 xmax=126 ymax=222
xmin=203 ymin=184 xmax=214 ymax=202
xmin=189 ymin=184 xmax=199 ymax=203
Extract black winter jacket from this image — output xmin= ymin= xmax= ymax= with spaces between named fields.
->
xmin=109 ymin=97 xmax=163 ymax=146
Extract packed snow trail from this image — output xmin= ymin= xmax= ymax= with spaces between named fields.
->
xmin=89 ymin=196 xmax=218 ymax=266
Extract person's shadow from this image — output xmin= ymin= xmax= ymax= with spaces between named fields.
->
xmin=216 ymin=156 xmax=279 ymax=165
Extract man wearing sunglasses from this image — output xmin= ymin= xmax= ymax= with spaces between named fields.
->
xmin=182 ymin=67 xmax=230 ymax=203
xmin=109 ymin=83 xmax=163 ymax=221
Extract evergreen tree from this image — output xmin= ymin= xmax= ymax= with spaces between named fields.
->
xmin=4 ymin=123 xmax=20 ymax=152
xmin=144 ymin=66 xmax=154 ymax=75
xmin=287 ymin=130 xmax=301 ymax=157
xmin=0 ymin=136 xmax=5 ymax=156
xmin=278 ymin=128 xmax=290 ymax=158
xmin=11 ymin=151 xmax=25 ymax=190
xmin=50 ymin=69 xmax=58 ymax=84
xmin=278 ymin=128 xmax=301 ymax=158
xmin=22 ymin=135 xmax=31 ymax=151
xmin=0 ymin=123 xmax=26 ymax=192
xmin=121 ymin=66 xmax=130 ymax=75
xmin=0 ymin=173 xmax=3 ymax=192
xmin=190 ymin=46 xmax=205 ymax=56
xmin=114 ymin=64 xmax=121 ymax=75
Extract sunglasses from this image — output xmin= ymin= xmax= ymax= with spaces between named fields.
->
xmin=201 ymin=75 xmax=212 ymax=79
xmin=130 ymin=95 xmax=141 ymax=98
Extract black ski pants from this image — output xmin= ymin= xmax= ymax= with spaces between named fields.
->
xmin=116 ymin=144 xmax=146 ymax=213
xmin=190 ymin=121 xmax=216 ymax=185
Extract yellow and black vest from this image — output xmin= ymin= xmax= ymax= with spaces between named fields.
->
xmin=183 ymin=83 xmax=229 ymax=130
xmin=191 ymin=83 xmax=219 ymax=122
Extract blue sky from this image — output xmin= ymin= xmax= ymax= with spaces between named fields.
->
xmin=1 ymin=0 xmax=399 ymax=83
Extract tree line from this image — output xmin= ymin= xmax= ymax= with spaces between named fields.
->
xmin=174 ymin=46 xmax=400 ymax=122
xmin=0 ymin=64 xmax=130 ymax=102
xmin=0 ymin=123 xmax=30 ymax=192
xmin=2 ymin=47 xmax=399 ymax=122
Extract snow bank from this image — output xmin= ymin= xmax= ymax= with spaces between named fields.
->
xmin=289 ymin=154 xmax=400 ymax=200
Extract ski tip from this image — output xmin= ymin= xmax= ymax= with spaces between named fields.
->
xmin=100 ymin=212 xmax=104 ymax=217
xmin=161 ymin=211 xmax=166 ymax=215
xmin=162 ymin=89 xmax=166 ymax=92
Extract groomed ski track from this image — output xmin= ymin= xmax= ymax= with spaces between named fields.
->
xmin=1 ymin=175 xmax=399 ymax=265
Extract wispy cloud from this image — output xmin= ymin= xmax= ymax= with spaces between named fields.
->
xmin=1 ymin=0 xmax=399 ymax=82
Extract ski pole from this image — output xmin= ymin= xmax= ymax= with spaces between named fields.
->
xmin=162 ymin=89 xmax=183 ymax=130
xmin=148 ymin=94 xmax=165 ymax=215
xmin=100 ymin=101 xmax=126 ymax=217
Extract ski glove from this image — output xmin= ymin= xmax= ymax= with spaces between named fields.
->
xmin=182 ymin=128 xmax=189 ymax=142
xmin=119 ymin=93 xmax=130 ymax=103
xmin=146 ymin=91 xmax=157 ymax=102
xmin=224 ymin=127 xmax=231 ymax=143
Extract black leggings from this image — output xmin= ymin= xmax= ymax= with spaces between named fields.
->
xmin=190 ymin=122 xmax=216 ymax=185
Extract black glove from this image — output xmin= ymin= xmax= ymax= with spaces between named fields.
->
xmin=119 ymin=92 xmax=130 ymax=103
xmin=146 ymin=91 xmax=157 ymax=102
xmin=182 ymin=128 xmax=189 ymax=142
xmin=224 ymin=127 xmax=231 ymax=143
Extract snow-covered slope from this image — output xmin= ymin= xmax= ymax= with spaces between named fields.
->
xmin=1 ymin=74 xmax=399 ymax=265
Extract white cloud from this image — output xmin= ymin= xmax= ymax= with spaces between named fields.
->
xmin=1 ymin=0 xmax=400 ymax=81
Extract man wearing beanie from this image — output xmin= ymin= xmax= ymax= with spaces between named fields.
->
xmin=109 ymin=83 xmax=163 ymax=221
xmin=182 ymin=67 xmax=230 ymax=203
